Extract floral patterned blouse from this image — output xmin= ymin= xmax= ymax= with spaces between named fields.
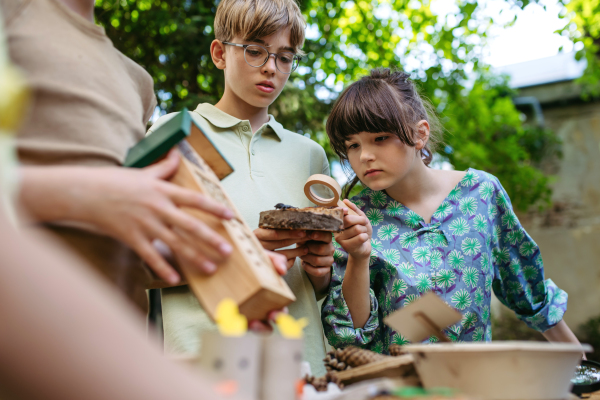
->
xmin=322 ymin=169 xmax=567 ymax=353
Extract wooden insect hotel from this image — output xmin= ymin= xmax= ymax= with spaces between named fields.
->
xmin=125 ymin=110 xmax=296 ymax=321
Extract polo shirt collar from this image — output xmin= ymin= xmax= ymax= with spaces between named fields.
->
xmin=194 ymin=103 xmax=284 ymax=141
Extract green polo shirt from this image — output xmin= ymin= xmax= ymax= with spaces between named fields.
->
xmin=149 ymin=103 xmax=329 ymax=376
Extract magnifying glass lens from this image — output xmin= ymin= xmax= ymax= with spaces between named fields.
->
xmin=310 ymin=184 xmax=336 ymax=202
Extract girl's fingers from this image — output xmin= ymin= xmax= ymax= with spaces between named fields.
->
xmin=340 ymin=233 xmax=370 ymax=249
xmin=132 ymin=233 xmax=180 ymax=284
xmin=343 ymin=199 xmax=366 ymax=217
xmin=161 ymin=183 xmax=234 ymax=220
xmin=343 ymin=214 xmax=369 ymax=229
xmin=335 ymin=224 xmax=368 ymax=241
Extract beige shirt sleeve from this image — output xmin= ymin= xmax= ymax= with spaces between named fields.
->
xmin=0 ymin=0 xmax=30 ymax=27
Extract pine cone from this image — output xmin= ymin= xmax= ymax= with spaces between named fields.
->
xmin=335 ymin=346 xmax=388 ymax=367
xmin=389 ymin=344 xmax=407 ymax=356
xmin=323 ymin=349 xmax=353 ymax=372
xmin=304 ymin=372 xmax=344 ymax=392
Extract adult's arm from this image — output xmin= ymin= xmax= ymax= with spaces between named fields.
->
xmin=0 ymin=209 xmax=244 ymax=400
xmin=18 ymin=149 xmax=234 ymax=284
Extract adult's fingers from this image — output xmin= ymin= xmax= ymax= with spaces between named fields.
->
xmin=159 ymin=206 xmax=233 ymax=259
xmin=301 ymin=261 xmax=331 ymax=277
xmin=161 ymin=183 xmax=234 ymax=220
xmin=143 ymin=148 xmax=180 ymax=180
xmin=266 ymin=250 xmax=288 ymax=275
xmin=142 ymin=219 xmax=218 ymax=274
xmin=132 ymin=233 xmax=180 ymax=284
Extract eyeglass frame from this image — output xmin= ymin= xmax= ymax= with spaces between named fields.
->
xmin=221 ymin=41 xmax=301 ymax=74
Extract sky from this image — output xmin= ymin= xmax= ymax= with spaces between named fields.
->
xmin=331 ymin=0 xmax=577 ymax=182
xmin=463 ymin=0 xmax=574 ymax=68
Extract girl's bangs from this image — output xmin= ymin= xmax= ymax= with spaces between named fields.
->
xmin=326 ymin=80 xmax=414 ymax=158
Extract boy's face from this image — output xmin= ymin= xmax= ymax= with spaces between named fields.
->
xmin=220 ymin=28 xmax=294 ymax=109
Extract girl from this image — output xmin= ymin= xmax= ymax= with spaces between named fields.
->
xmin=321 ymin=68 xmax=581 ymax=353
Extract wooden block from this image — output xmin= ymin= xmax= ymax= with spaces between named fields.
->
xmin=126 ymin=111 xmax=295 ymax=321
xmin=124 ymin=109 xmax=233 ymax=180
xmin=332 ymin=354 xmax=415 ymax=386
xmin=258 ymin=206 xmax=343 ymax=232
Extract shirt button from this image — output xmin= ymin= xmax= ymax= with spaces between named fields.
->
xmin=242 ymin=125 xmax=250 ymax=132
xmin=251 ymin=150 xmax=256 ymax=155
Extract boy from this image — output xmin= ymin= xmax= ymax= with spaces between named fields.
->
xmin=151 ymin=0 xmax=334 ymax=375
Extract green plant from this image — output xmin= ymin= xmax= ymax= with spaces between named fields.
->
xmin=577 ymin=315 xmax=600 ymax=362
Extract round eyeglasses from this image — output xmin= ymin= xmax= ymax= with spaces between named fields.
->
xmin=222 ymin=41 xmax=300 ymax=74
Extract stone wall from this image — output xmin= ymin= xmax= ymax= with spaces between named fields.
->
xmin=514 ymin=83 xmax=600 ymax=330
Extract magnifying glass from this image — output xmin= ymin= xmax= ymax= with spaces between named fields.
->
xmin=304 ymin=174 xmax=358 ymax=216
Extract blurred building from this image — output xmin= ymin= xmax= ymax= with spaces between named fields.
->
xmin=496 ymin=53 xmax=600 ymax=329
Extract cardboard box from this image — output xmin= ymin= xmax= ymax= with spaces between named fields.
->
xmin=125 ymin=110 xmax=296 ymax=320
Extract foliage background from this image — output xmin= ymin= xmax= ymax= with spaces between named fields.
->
xmin=95 ymin=0 xmax=565 ymax=211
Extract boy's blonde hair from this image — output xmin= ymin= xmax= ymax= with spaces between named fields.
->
xmin=214 ymin=0 xmax=306 ymax=54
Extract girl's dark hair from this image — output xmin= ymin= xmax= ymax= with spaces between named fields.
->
xmin=326 ymin=68 xmax=443 ymax=198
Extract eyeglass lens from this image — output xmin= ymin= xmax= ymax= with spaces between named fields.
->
xmin=243 ymin=45 xmax=299 ymax=73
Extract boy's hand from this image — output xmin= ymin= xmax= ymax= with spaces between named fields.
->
xmin=253 ymin=228 xmax=308 ymax=270
xmin=334 ymin=200 xmax=372 ymax=261
xmin=299 ymin=231 xmax=334 ymax=297
xmin=298 ymin=231 xmax=334 ymax=278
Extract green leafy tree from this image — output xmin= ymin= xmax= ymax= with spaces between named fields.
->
xmin=559 ymin=0 xmax=600 ymax=98
xmin=94 ymin=0 xmax=560 ymax=211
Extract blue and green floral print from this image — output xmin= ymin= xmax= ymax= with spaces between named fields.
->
xmin=322 ymin=169 xmax=567 ymax=353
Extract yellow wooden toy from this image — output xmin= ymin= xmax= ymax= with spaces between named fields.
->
xmin=275 ymin=313 xmax=308 ymax=339
xmin=215 ymin=298 xmax=248 ymax=337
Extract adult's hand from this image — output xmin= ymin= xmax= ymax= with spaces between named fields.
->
xmin=253 ymin=227 xmax=308 ymax=270
xmin=20 ymin=149 xmax=234 ymax=284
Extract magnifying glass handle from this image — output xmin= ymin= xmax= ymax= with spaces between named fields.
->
xmin=337 ymin=199 xmax=359 ymax=216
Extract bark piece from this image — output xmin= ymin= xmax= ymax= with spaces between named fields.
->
xmin=259 ymin=206 xmax=343 ymax=232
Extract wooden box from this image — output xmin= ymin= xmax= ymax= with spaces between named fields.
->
xmin=125 ymin=110 xmax=296 ymax=320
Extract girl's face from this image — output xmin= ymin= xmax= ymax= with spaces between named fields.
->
xmin=345 ymin=132 xmax=419 ymax=192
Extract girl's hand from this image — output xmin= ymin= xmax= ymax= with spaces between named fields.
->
xmin=334 ymin=199 xmax=372 ymax=261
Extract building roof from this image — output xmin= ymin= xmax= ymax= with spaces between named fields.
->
xmin=495 ymin=52 xmax=586 ymax=89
